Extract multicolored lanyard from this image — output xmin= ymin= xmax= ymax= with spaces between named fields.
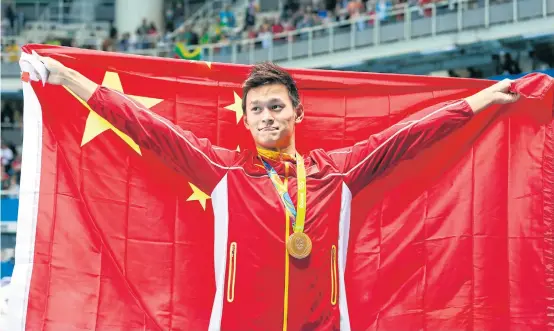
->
xmin=260 ymin=153 xmax=307 ymax=233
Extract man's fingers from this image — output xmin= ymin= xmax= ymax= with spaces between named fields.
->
xmin=500 ymin=92 xmax=520 ymax=103
xmin=496 ymin=79 xmax=514 ymax=92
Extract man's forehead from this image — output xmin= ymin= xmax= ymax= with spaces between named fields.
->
xmin=247 ymin=84 xmax=289 ymax=103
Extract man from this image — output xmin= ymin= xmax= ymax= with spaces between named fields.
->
xmin=34 ymin=55 xmax=519 ymax=330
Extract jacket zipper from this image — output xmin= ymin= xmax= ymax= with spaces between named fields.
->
xmin=331 ymin=245 xmax=337 ymax=305
xmin=227 ymin=242 xmax=237 ymax=303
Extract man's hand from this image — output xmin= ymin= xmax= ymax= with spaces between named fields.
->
xmin=34 ymin=54 xmax=98 ymax=102
xmin=35 ymin=55 xmax=69 ymax=85
xmin=484 ymin=78 xmax=521 ymax=104
xmin=465 ymin=79 xmax=520 ymax=114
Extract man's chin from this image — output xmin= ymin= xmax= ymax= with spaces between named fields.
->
xmin=256 ymin=136 xmax=284 ymax=149
xmin=254 ymin=133 xmax=289 ymax=150
xmin=257 ymin=142 xmax=278 ymax=150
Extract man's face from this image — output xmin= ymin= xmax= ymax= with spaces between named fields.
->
xmin=243 ymin=83 xmax=303 ymax=150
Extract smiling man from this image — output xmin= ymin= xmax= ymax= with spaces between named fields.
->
xmin=34 ymin=57 xmax=519 ymax=330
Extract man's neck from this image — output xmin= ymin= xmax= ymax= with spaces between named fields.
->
xmin=256 ymin=143 xmax=297 ymax=161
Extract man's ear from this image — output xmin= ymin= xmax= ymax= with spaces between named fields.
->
xmin=243 ymin=112 xmax=249 ymax=130
xmin=294 ymin=104 xmax=304 ymax=124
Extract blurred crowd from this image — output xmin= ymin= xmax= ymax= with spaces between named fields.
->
xmin=2 ymin=0 xmax=469 ymax=60
xmin=1 ymin=100 xmax=22 ymax=200
xmin=163 ymin=0 xmax=456 ymax=52
xmin=1 ymin=140 xmax=21 ymax=199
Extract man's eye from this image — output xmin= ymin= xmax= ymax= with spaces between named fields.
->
xmin=251 ymin=107 xmax=261 ymax=112
xmin=271 ymin=105 xmax=283 ymax=110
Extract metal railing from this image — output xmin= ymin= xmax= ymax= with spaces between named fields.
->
xmin=128 ymin=0 xmax=554 ymax=64
xmin=10 ymin=0 xmax=51 ymax=22
xmin=182 ymin=0 xmax=241 ymax=26
xmin=0 ymin=191 xmax=19 ymax=199
xmin=133 ymin=0 xmax=462 ymax=58
xmin=2 ymin=0 xmax=553 ymax=66
xmin=36 ymin=0 xmax=110 ymax=24
xmin=0 ymin=123 xmax=23 ymax=129
xmin=169 ymin=0 xmax=249 ymax=38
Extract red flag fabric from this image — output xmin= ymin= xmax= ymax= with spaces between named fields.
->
xmin=8 ymin=44 xmax=554 ymax=331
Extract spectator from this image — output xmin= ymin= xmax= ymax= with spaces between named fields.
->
xmin=418 ymin=0 xmax=433 ymax=17
xmin=376 ymin=0 xmax=392 ymax=22
xmin=129 ymin=31 xmax=139 ymax=50
xmin=102 ymin=38 xmax=115 ymax=51
xmin=1 ymin=143 xmax=14 ymax=174
xmin=5 ymin=40 xmax=19 ymax=62
xmin=271 ymin=18 xmax=285 ymax=42
xmin=317 ymin=3 xmax=329 ymax=21
xmin=259 ymin=24 xmax=272 ymax=48
xmin=283 ymin=19 xmax=296 ymax=42
xmin=220 ymin=4 xmax=236 ymax=28
xmin=148 ymin=22 xmax=158 ymax=35
xmin=138 ymin=18 xmax=150 ymax=35
xmin=334 ymin=3 xmax=348 ymax=21
xmin=165 ymin=6 xmax=175 ymax=32
xmin=247 ymin=26 xmax=257 ymax=39
xmin=176 ymin=24 xmax=199 ymax=45
xmin=347 ymin=0 xmax=364 ymax=17
xmin=244 ymin=0 xmax=258 ymax=31
xmin=4 ymin=2 xmax=16 ymax=34
xmin=208 ymin=18 xmax=223 ymax=43
xmin=3 ymin=176 xmax=19 ymax=199
xmin=503 ymin=53 xmax=522 ymax=75
xmin=118 ymin=32 xmax=131 ymax=51
xmin=1 ymin=102 xmax=14 ymax=125
xmin=109 ymin=21 xmax=118 ymax=40
xmin=219 ymin=34 xmax=232 ymax=55
xmin=199 ymin=27 xmax=210 ymax=44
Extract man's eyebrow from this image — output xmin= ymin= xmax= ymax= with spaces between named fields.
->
xmin=249 ymin=98 xmax=284 ymax=105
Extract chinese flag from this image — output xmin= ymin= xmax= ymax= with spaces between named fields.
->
xmin=8 ymin=44 xmax=554 ymax=331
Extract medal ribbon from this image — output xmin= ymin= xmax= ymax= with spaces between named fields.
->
xmin=261 ymin=153 xmax=307 ymax=233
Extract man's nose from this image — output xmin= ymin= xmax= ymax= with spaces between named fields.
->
xmin=261 ymin=108 xmax=274 ymax=123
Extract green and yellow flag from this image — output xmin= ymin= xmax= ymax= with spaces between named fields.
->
xmin=174 ymin=42 xmax=202 ymax=60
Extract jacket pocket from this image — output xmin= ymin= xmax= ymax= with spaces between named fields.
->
xmin=227 ymin=242 xmax=237 ymax=303
xmin=331 ymin=245 xmax=337 ymax=305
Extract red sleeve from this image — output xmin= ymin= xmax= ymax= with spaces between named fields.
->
xmin=329 ymin=99 xmax=474 ymax=195
xmin=87 ymin=86 xmax=231 ymax=194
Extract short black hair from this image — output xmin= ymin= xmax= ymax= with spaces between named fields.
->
xmin=242 ymin=62 xmax=300 ymax=113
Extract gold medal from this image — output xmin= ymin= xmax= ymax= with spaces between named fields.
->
xmin=259 ymin=149 xmax=311 ymax=259
xmin=287 ymin=232 xmax=312 ymax=259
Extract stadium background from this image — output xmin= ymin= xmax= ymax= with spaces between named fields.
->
xmin=1 ymin=0 xmax=554 ymax=319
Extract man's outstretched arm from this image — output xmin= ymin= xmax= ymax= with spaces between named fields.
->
xmin=329 ymin=79 xmax=520 ymax=195
xmin=38 ymin=55 xmax=230 ymax=193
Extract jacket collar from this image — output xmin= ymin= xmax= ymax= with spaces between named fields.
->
xmin=256 ymin=147 xmax=297 ymax=162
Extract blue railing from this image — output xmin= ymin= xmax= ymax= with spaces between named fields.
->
xmin=490 ymin=68 xmax=554 ymax=80
xmin=1 ymin=198 xmax=19 ymax=222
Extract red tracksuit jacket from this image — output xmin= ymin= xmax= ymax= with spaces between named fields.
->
xmin=88 ymin=86 xmax=474 ymax=331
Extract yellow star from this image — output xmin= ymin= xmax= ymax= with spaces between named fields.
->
xmin=224 ymin=91 xmax=243 ymax=124
xmin=186 ymin=182 xmax=211 ymax=210
xmin=203 ymin=61 xmax=212 ymax=69
xmin=236 ymin=145 xmax=241 ymax=152
xmin=68 ymin=71 xmax=163 ymax=155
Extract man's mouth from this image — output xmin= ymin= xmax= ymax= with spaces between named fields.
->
xmin=259 ymin=127 xmax=277 ymax=131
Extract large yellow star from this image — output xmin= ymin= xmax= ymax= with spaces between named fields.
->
xmin=186 ymin=182 xmax=211 ymax=210
xmin=224 ymin=91 xmax=243 ymax=124
xmin=67 ymin=71 xmax=163 ymax=155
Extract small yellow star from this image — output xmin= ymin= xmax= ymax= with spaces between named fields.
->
xmin=67 ymin=71 xmax=163 ymax=155
xmin=203 ymin=61 xmax=212 ymax=69
xmin=236 ymin=145 xmax=241 ymax=152
xmin=186 ymin=182 xmax=211 ymax=210
xmin=224 ymin=91 xmax=243 ymax=124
